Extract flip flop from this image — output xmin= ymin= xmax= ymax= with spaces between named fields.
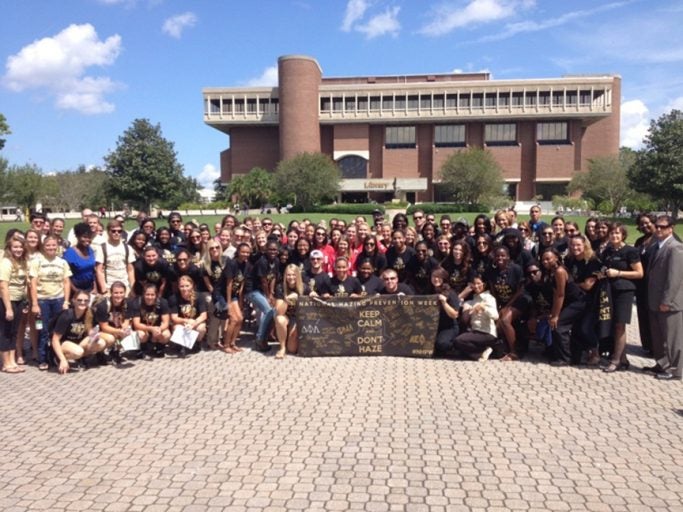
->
xmin=38 ymin=363 xmax=49 ymax=371
xmin=2 ymin=366 xmax=25 ymax=374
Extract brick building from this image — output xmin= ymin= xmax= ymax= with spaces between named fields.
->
xmin=203 ymin=55 xmax=620 ymax=203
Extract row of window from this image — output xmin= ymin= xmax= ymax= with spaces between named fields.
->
xmin=321 ymin=89 xmax=606 ymax=113
xmin=207 ymin=98 xmax=280 ymax=115
xmin=384 ymin=122 xmax=569 ymax=148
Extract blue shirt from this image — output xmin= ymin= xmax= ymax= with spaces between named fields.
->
xmin=63 ymin=246 xmax=96 ymax=292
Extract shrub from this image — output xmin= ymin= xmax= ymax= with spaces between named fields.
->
xmin=292 ymin=204 xmax=386 ymax=215
xmin=406 ymin=203 xmax=485 ymax=215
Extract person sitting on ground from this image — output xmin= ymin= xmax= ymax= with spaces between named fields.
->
xmin=95 ymin=281 xmax=132 ymax=366
xmin=131 ymin=284 xmax=171 ymax=359
xmin=169 ymin=276 xmax=208 ymax=357
xmin=274 ymin=264 xmax=309 ymax=359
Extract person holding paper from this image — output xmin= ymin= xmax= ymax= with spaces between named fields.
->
xmin=132 ymin=284 xmax=171 ymax=359
xmin=169 ymin=276 xmax=207 ymax=357
xmin=51 ymin=290 xmax=106 ymax=374
xmin=274 ymin=264 xmax=309 ymax=359
xmin=96 ymin=281 xmax=133 ymax=366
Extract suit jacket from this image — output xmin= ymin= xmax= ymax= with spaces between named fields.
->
xmin=648 ymin=237 xmax=683 ymax=311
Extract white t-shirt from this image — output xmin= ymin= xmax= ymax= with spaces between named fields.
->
xmin=95 ymin=241 xmax=136 ymax=289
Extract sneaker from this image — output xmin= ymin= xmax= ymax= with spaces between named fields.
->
xmin=178 ymin=347 xmax=187 ymax=358
xmin=95 ymin=352 xmax=108 ymax=366
xmin=109 ymin=350 xmax=123 ymax=367
xmin=254 ymin=338 xmax=271 ymax=353
xmin=478 ymin=347 xmax=493 ymax=362
xmin=153 ymin=344 xmax=166 ymax=358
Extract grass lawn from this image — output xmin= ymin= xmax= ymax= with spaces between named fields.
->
xmin=1 ymin=211 xmax=680 ymax=246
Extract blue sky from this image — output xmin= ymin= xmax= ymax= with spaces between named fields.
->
xmin=1 ymin=0 xmax=682 ymax=190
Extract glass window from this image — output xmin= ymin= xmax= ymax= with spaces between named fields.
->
xmin=407 ymin=95 xmax=419 ymax=110
xmin=321 ymin=98 xmax=331 ymax=111
xmin=485 ymin=123 xmax=517 ymax=145
xmin=386 ymin=126 xmax=416 ymax=149
xmin=537 ymin=122 xmax=569 ymax=144
xmin=433 ymin=95 xmax=444 ymax=108
xmin=435 ymin=125 xmax=466 ymax=148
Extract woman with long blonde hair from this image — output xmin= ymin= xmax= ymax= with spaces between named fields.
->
xmin=0 ymin=235 xmax=29 ymax=373
xmin=274 ymin=264 xmax=307 ymax=359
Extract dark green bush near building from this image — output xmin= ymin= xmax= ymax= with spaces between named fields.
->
xmin=289 ymin=204 xmax=386 ymax=215
xmin=406 ymin=203 xmax=485 ymax=215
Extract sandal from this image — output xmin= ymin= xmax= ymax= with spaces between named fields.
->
xmin=2 ymin=366 xmax=25 ymax=374
xmin=16 ymin=357 xmax=26 ymax=365
xmin=500 ymin=353 xmax=519 ymax=362
xmin=38 ymin=363 xmax=49 ymax=371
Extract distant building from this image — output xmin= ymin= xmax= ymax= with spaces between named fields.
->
xmin=203 ymin=55 xmax=620 ymax=203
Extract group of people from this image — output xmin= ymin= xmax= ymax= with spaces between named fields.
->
xmin=0 ymin=205 xmax=681 ymax=380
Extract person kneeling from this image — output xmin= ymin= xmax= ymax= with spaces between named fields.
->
xmin=274 ymin=265 xmax=309 ymax=359
xmin=169 ymin=276 xmax=207 ymax=356
xmin=132 ymin=284 xmax=171 ymax=359
xmin=452 ymin=275 xmax=505 ymax=361
xmin=52 ymin=290 xmax=106 ymax=374
xmin=96 ymin=281 xmax=133 ymax=366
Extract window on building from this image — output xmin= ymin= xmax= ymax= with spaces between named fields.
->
xmin=458 ymin=95 xmax=470 ymax=108
xmin=333 ymin=97 xmax=343 ymax=112
xmin=386 ymin=126 xmax=416 ymax=149
xmin=472 ymin=94 xmax=483 ymax=107
xmin=525 ymin=93 xmax=536 ymax=106
xmin=345 ymin=98 xmax=356 ymax=111
xmin=234 ymin=99 xmax=244 ymax=113
xmin=382 ymin=97 xmax=393 ymax=110
xmin=446 ymin=94 xmax=457 ymax=108
xmin=552 ymin=92 xmax=564 ymax=106
xmin=485 ymin=123 xmax=517 ymax=145
xmin=535 ymin=182 xmax=568 ymax=201
xmin=246 ymin=99 xmax=257 ymax=113
xmin=208 ymin=99 xmax=220 ymax=114
xmin=408 ymin=95 xmax=419 ymax=110
xmin=499 ymin=94 xmax=510 ymax=107
xmin=538 ymin=92 xmax=550 ymax=105
xmin=320 ymin=98 xmax=331 ymax=111
xmin=370 ymin=96 xmax=381 ymax=110
xmin=485 ymin=94 xmax=496 ymax=107
xmin=394 ymin=96 xmax=406 ymax=109
xmin=358 ymin=97 xmax=368 ymax=110
xmin=512 ymin=92 xmax=523 ymax=106
xmin=566 ymin=91 xmax=577 ymax=105
xmin=433 ymin=94 xmax=444 ymax=108
xmin=337 ymin=155 xmax=368 ymax=179
xmin=537 ymin=122 xmax=569 ymax=144
xmin=435 ymin=125 xmax=466 ymax=147
xmin=579 ymin=90 xmax=592 ymax=105
xmin=421 ymin=96 xmax=432 ymax=109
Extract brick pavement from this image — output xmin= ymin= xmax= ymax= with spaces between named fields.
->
xmin=1 ymin=319 xmax=682 ymax=512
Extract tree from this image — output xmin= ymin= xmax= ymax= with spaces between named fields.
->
xmin=0 ymin=113 xmax=10 ymax=151
xmin=274 ymin=153 xmax=341 ymax=210
xmin=227 ymin=167 xmax=275 ymax=207
xmin=569 ymin=147 xmax=636 ymax=217
xmin=104 ymin=119 xmax=198 ymax=211
xmin=629 ymin=109 xmax=683 ymax=218
xmin=5 ymin=163 xmax=44 ymax=210
xmin=42 ymin=165 xmax=110 ymax=212
xmin=213 ymin=177 xmax=229 ymax=202
xmin=438 ymin=147 xmax=505 ymax=206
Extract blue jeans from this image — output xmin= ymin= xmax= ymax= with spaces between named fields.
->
xmin=247 ymin=291 xmax=274 ymax=342
xmin=38 ymin=297 xmax=64 ymax=364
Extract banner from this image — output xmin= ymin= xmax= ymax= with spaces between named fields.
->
xmin=296 ymin=295 xmax=439 ymax=357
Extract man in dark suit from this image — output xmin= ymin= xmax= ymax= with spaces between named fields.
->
xmin=646 ymin=215 xmax=683 ymax=380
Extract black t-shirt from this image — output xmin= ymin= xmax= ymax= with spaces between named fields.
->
xmin=378 ymin=283 xmax=415 ymax=296
xmin=359 ymin=274 xmax=383 ymax=296
xmin=436 ymin=290 xmax=461 ymax=332
xmin=600 ymin=244 xmax=639 ymax=291
xmin=406 ymin=256 xmax=439 ymax=295
xmin=94 ymin=299 xmax=131 ymax=328
xmin=53 ymin=309 xmax=89 ymax=344
xmin=303 ymin=269 xmax=331 ymax=296
xmin=440 ymin=259 xmax=474 ymax=294
xmin=133 ymin=259 xmax=169 ymax=295
xmin=485 ymin=263 xmax=524 ymax=308
xmin=525 ymin=280 xmax=552 ymax=316
xmin=168 ymin=294 xmax=207 ymax=320
xmin=325 ymin=276 xmax=363 ymax=297
xmin=250 ymin=256 xmax=280 ymax=295
xmin=131 ymin=297 xmax=170 ymax=326
xmin=203 ymin=260 xmax=224 ymax=291
xmin=565 ymin=257 xmax=602 ymax=289
xmin=385 ymin=246 xmax=416 ymax=283
xmin=222 ymin=258 xmax=252 ymax=298
xmin=357 ymin=251 xmax=387 ymax=275
xmin=167 ymin=264 xmax=204 ymax=297
xmin=472 ymin=253 xmax=493 ymax=277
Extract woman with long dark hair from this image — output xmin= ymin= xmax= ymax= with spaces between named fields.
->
xmin=633 ymin=213 xmax=657 ymax=355
xmin=440 ymin=240 xmax=474 ymax=300
xmin=598 ymin=223 xmax=643 ymax=373
xmin=221 ymin=243 xmax=252 ymax=353
xmin=431 ymin=268 xmax=461 ymax=357
xmin=353 ymin=235 xmax=387 ymax=276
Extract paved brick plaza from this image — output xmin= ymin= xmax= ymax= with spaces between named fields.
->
xmin=1 ymin=324 xmax=682 ymax=512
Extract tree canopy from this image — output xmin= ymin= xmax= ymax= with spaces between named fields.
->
xmin=569 ymin=147 xmax=637 ymax=217
xmin=629 ymin=109 xmax=683 ymax=217
xmin=42 ymin=165 xmax=110 ymax=212
xmin=0 ymin=113 xmax=10 ymax=151
xmin=104 ymin=118 xmax=198 ymax=211
xmin=438 ymin=147 xmax=505 ymax=206
xmin=274 ymin=153 xmax=341 ymax=210
xmin=4 ymin=163 xmax=44 ymax=210
xmin=228 ymin=167 xmax=275 ymax=207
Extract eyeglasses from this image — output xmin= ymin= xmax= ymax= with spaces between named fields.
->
xmin=655 ymin=224 xmax=671 ymax=229
xmin=263 ymin=222 xmax=272 ymax=226
xmin=365 ymin=242 xmax=375 ymax=247
xmin=383 ymin=276 xmax=398 ymax=280
xmin=110 ymin=229 xmax=122 ymax=233
xmin=176 ymin=258 xmax=188 ymax=262
xmin=413 ymin=216 xmax=423 ymax=220
xmin=209 ymin=246 xmax=220 ymax=250
xmin=170 ymin=219 xmax=181 ymax=223
xmin=542 ymin=232 xmax=554 ymax=237
xmin=75 ymin=299 xmax=89 ymax=304
xmin=190 ymin=235 xmax=201 ymax=240
xmin=310 ymin=257 xmax=322 ymax=260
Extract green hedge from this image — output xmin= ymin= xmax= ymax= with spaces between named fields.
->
xmin=406 ymin=203 xmax=485 ymax=214
xmin=290 ymin=204 xmax=386 ymax=215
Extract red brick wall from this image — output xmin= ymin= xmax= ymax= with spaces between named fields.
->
xmin=368 ymin=125 xmax=384 ymax=179
xmin=333 ymin=124 xmax=369 ymax=151
xmin=382 ymin=148 xmax=419 ymax=178
xmin=518 ymin=122 xmax=536 ymax=200
xmin=578 ymin=77 xmax=621 ymax=170
xmin=320 ymin=126 xmax=334 ymax=157
xmin=220 ymin=148 xmax=231 ymax=182
xmin=486 ymin=145 xmax=522 ymax=182
xmin=229 ymin=127 xmax=280 ymax=175
xmin=536 ymin=144 xmax=576 ymax=180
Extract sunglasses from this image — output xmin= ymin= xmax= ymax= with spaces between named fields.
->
xmin=655 ymin=224 xmax=671 ymax=229
xmin=110 ymin=229 xmax=122 ymax=233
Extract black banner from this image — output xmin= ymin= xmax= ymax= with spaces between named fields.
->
xmin=296 ymin=295 xmax=439 ymax=357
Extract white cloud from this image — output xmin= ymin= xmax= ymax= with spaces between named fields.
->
xmin=341 ymin=0 xmax=370 ymax=31
xmin=475 ymin=1 xmax=632 ymax=43
xmin=3 ymin=23 xmax=122 ymax=115
xmin=620 ymin=99 xmax=649 ymax=149
xmin=162 ymin=12 xmax=198 ymax=39
xmin=245 ymin=65 xmax=278 ymax=87
xmin=420 ymin=0 xmax=534 ymax=37
xmin=356 ymin=6 xmax=401 ymax=39
xmin=196 ymin=163 xmax=220 ymax=188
